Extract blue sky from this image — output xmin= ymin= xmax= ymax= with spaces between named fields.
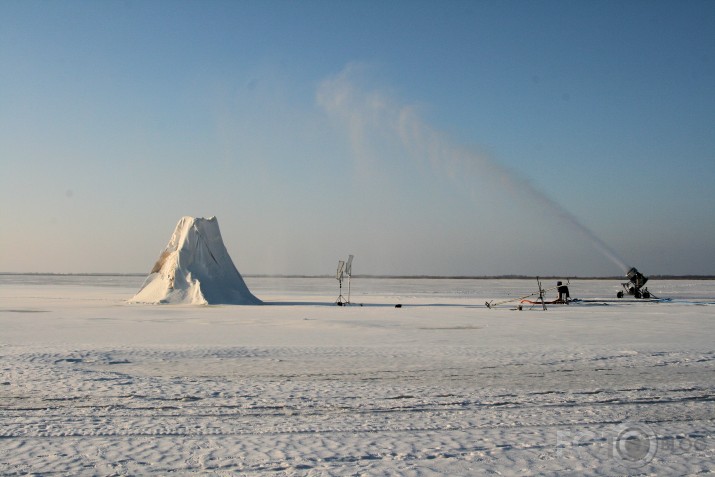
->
xmin=1 ymin=0 xmax=714 ymax=276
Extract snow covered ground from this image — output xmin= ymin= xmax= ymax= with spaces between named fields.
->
xmin=1 ymin=275 xmax=713 ymax=476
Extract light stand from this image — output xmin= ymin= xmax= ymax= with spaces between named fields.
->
xmin=335 ymin=260 xmax=348 ymax=306
xmin=345 ymin=255 xmax=354 ymax=304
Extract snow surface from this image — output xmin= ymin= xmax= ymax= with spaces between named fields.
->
xmin=1 ymin=276 xmax=714 ymax=476
xmin=130 ymin=216 xmax=261 ymax=305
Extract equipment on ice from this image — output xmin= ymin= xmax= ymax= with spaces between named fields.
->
xmin=556 ymin=281 xmax=570 ymax=303
xmin=335 ymin=254 xmax=354 ymax=306
xmin=485 ymin=277 xmax=569 ymax=310
xmin=617 ymin=267 xmax=654 ymax=299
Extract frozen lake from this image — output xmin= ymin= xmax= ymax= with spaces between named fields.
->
xmin=1 ymin=275 xmax=713 ymax=475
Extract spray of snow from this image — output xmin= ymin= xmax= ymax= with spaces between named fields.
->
xmin=317 ymin=64 xmax=628 ymax=274
xmin=130 ymin=216 xmax=261 ymax=305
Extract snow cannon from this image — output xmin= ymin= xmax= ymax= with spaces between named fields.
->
xmin=617 ymin=267 xmax=651 ymax=299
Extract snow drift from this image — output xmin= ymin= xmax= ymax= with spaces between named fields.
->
xmin=130 ymin=216 xmax=261 ymax=305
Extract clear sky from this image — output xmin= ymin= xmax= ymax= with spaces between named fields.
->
xmin=1 ymin=0 xmax=714 ymax=276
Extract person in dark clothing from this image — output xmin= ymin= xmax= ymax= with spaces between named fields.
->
xmin=556 ymin=281 xmax=570 ymax=304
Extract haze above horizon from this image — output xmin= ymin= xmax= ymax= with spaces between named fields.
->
xmin=1 ymin=1 xmax=714 ymax=276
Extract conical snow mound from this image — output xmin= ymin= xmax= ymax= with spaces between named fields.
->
xmin=130 ymin=216 xmax=261 ymax=305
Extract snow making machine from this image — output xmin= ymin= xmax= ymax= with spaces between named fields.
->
xmin=617 ymin=267 xmax=652 ymax=299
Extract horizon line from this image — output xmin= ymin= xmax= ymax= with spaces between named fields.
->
xmin=2 ymin=272 xmax=715 ymax=280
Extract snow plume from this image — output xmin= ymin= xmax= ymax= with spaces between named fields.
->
xmin=317 ymin=64 xmax=629 ymax=274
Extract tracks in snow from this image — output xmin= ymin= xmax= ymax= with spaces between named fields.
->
xmin=2 ymin=346 xmax=714 ymax=475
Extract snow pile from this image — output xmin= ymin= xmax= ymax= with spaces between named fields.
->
xmin=130 ymin=216 xmax=261 ymax=305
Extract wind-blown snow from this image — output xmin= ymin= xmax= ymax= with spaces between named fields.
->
xmin=130 ymin=216 xmax=261 ymax=305
xmin=1 ymin=276 xmax=713 ymax=475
